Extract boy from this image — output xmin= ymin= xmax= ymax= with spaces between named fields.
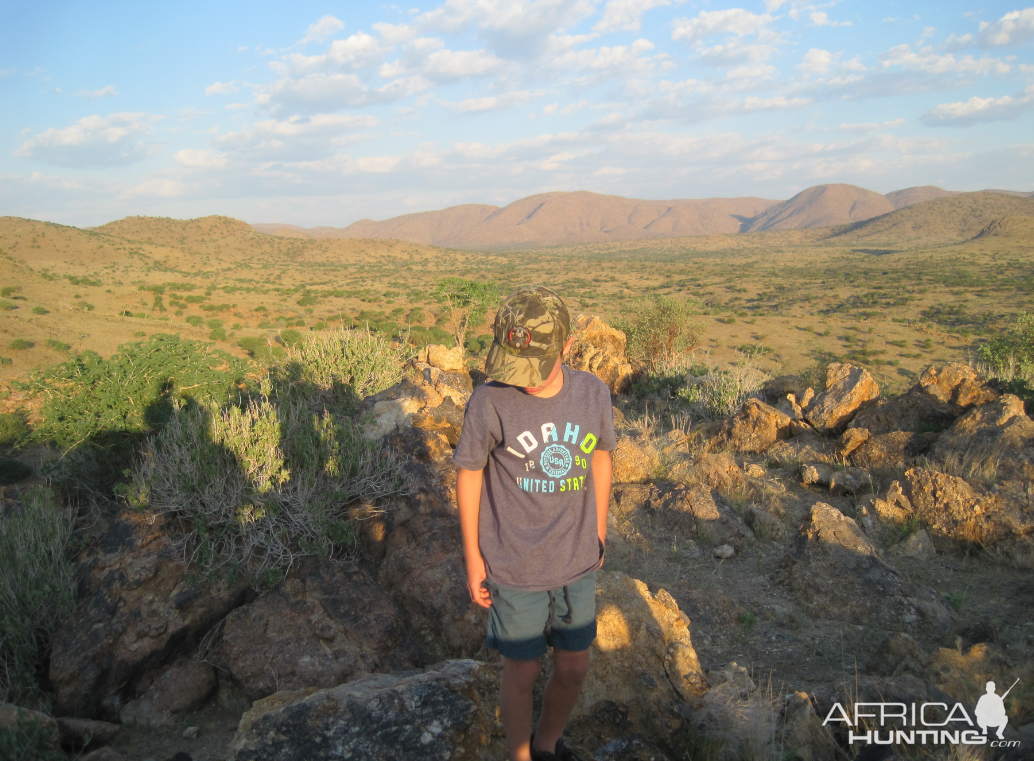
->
xmin=453 ymin=286 xmax=615 ymax=761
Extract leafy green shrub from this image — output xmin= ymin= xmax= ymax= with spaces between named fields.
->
xmin=9 ymin=340 xmax=33 ymax=350
xmin=209 ymin=328 xmax=228 ymax=341
xmin=297 ymin=294 xmax=318 ymax=306
xmin=25 ymin=334 xmax=245 ymax=495
xmin=185 ymin=315 xmax=204 ymax=327
xmin=287 ymin=329 xmax=411 ymax=398
xmin=128 ymin=395 xmax=407 ymax=573
xmin=207 ymin=318 xmax=224 ymax=329
xmin=0 ymin=413 xmax=30 ymax=449
xmin=617 ymin=295 xmax=703 ymax=373
xmin=0 ymin=357 xmax=11 ymax=366
xmin=465 ymin=333 xmax=493 ymax=356
xmin=0 ymin=286 xmax=19 ymax=298
xmin=31 ymin=306 xmax=48 ymax=315
xmin=0 ymin=707 xmax=66 ymax=761
xmin=0 ymin=487 xmax=77 ymax=703
xmin=279 ymin=328 xmax=303 ymax=347
xmin=0 ymin=300 xmax=16 ymax=311
xmin=978 ymin=312 xmax=1034 ymax=381
xmin=45 ymin=339 xmax=71 ymax=351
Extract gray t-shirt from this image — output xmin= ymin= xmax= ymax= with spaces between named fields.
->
xmin=453 ymin=366 xmax=617 ymax=591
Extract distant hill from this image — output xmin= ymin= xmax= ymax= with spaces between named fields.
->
xmin=742 ymin=184 xmax=894 ymax=232
xmin=252 ymin=191 xmax=778 ymax=250
xmin=826 ymin=191 xmax=1034 ymax=247
xmin=974 ymin=215 xmax=1034 ymax=239
xmin=885 ymin=186 xmax=956 ymax=210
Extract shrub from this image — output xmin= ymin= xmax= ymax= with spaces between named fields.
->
xmin=0 ymin=300 xmax=16 ymax=311
xmin=209 ymin=328 xmax=228 ymax=341
xmin=279 ymin=328 xmax=303 ymax=347
xmin=0 ymin=413 xmax=30 ymax=449
xmin=186 ymin=315 xmax=204 ymax=327
xmin=0 ymin=708 xmax=66 ymax=761
xmin=0 ymin=487 xmax=77 ymax=703
xmin=25 ymin=334 xmax=245 ymax=495
xmin=31 ymin=306 xmax=48 ymax=315
xmin=287 ymin=329 xmax=411 ymax=398
xmin=45 ymin=339 xmax=71 ymax=351
xmin=0 ymin=458 xmax=33 ymax=484
xmin=129 ymin=395 xmax=408 ymax=573
xmin=207 ymin=318 xmax=224 ymax=329
xmin=978 ymin=312 xmax=1034 ymax=381
xmin=9 ymin=340 xmax=33 ymax=350
xmin=0 ymin=357 xmax=11 ymax=366
xmin=617 ymin=295 xmax=703 ymax=373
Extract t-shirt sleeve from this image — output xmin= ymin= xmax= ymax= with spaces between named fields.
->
xmin=452 ymin=391 xmax=501 ymax=471
xmin=595 ymin=379 xmax=617 ymax=452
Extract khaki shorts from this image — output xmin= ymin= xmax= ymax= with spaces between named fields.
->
xmin=484 ymin=572 xmax=597 ymax=660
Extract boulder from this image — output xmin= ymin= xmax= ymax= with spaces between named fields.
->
xmin=848 ymin=431 xmax=938 ymax=476
xmin=49 ymin=509 xmax=252 ymax=720
xmin=594 ymin=734 xmax=675 ymax=761
xmin=903 ymin=467 xmax=1034 ymax=548
xmin=435 ymin=370 xmax=473 ymax=405
xmin=80 ymin=749 xmax=129 ymax=761
xmin=611 ymin=436 xmax=659 ymax=484
xmin=766 ymin=435 xmax=837 ymax=468
xmin=867 ymin=633 xmax=925 ymax=678
xmin=426 ymin=344 xmax=466 ymax=372
xmin=779 ymin=692 xmax=839 ymax=761
xmin=378 ymin=513 xmax=488 ymax=662
xmin=228 ymin=659 xmax=503 ymax=761
xmin=411 ymin=397 xmax=466 ymax=445
xmin=848 ymin=390 xmax=956 ymax=436
xmin=366 ymin=396 xmax=424 ymax=438
xmin=887 ymin=529 xmax=936 ymax=560
xmin=858 ymin=481 xmax=914 ymax=538
xmin=805 ymin=364 xmax=880 ymax=434
xmin=918 ymin=363 xmax=999 ymax=412
xmin=713 ymin=399 xmax=791 ymax=453
xmin=577 ymin=573 xmax=707 ymax=738
xmin=800 ymin=462 xmax=834 ymax=488
xmin=838 ymin=427 xmax=869 ymax=458
xmin=667 ymin=452 xmax=744 ymax=493
xmin=216 ymin=560 xmax=419 ymax=702
xmin=925 ymin=642 xmax=1014 ymax=704
xmin=569 ymin=315 xmax=635 ymax=394
xmin=56 ymin=716 xmax=122 ymax=749
xmin=781 ymin=503 xmax=953 ymax=634
xmin=0 ymin=702 xmax=59 ymax=751
xmin=928 ymin=394 xmax=1034 ymax=481
xmin=801 ymin=463 xmax=870 ymax=495
xmin=624 ymin=482 xmax=753 ymax=548
xmin=761 ymin=375 xmax=812 ymax=406
xmin=120 ymin=662 xmax=216 ymax=726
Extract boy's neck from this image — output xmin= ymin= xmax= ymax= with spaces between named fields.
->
xmin=525 ymin=363 xmax=565 ymax=399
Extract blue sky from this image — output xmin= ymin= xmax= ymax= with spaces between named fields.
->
xmin=1 ymin=0 xmax=1033 ymax=227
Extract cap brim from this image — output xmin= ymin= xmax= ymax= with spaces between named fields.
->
xmin=484 ymin=339 xmax=560 ymax=388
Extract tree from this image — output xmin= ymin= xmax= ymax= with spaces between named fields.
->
xmin=617 ymin=295 xmax=703 ymax=373
xmin=433 ymin=278 xmax=499 ymax=350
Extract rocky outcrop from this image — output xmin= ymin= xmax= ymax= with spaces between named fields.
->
xmin=616 ymin=482 xmax=752 ymax=548
xmin=424 ymin=344 xmax=466 ymax=373
xmin=668 ymin=452 xmax=744 ymax=493
xmin=363 ymin=354 xmax=472 ymax=439
xmin=928 ymin=394 xmax=1034 ymax=481
xmin=848 ymin=430 xmax=938 ymax=476
xmin=228 ymin=659 xmax=503 ymax=761
xmin=378 ymin=513 xmax=488 ymax=662
xmin=918 ymin=363 xmax=999 ymax=412
xmin=215 ymin=560 xmax=420 ymax=702
xmin=0 ymin=702 xmax=60 ymax=751
xmin=713 ymin=399 xmax=791 ymax=453
xmin=611 ymin=436 xmax=659 ymax=483
xmin=49 ymin=510 xmax=252 ymax=720
xmin=120 ymin=662 xmax=216 ymax=726
xmin=782 ymin=503 xmax=952 ymax=634
xmin=570 ymin=315 xmax=635 ymax=394
xmin=805 ymin=364 xmax=880 ymax=434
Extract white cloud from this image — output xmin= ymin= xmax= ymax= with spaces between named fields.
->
xmin=278 ymin=33 xmax=387 ymax=75
xmin=798 ymin=48 xmax=836 ymax=75
xmin=212 ymin=114 xmax=378 ymax=161
xmin=810 ymin=12 xmax=850 ymax=27
xmin=0 ymin=68 xmax=14 ymax=76
xmin=206 ymin=81 xmax=239 ymax=95
xmin=421 ymin=48 xmax=507 ymax=79
xmin=256 ymin=73 xmax=430 ymax=114
xmin=174 ymin=149 xmax=228 ymax=168
xmin=442 ymin=89 xmax=542 ymax=111
xmin=672 ymin=8 xmax=776 ymax=45
xmin=118 ymin=178 xmax=189 ymax=199
xmin=13 ymin=113 xmax=161 ymax=168
xmin=837 ymin=119 xmax=906 ymax=132
xmin=879 ymin=44 xmax=1011 ymax=75
xmin=299 ymin=15 xmax=345 ymax=46
xmin=923 ymin=85 xmax=1034 ymax=126
xmin=225 ymin=102 xmax=251 ymax=110
xmin=976 ymin=8 xmax=1034 ymax=47
xmin=356 ymin=155 xmax=400 ymax=172
xmin=75 ymin=85 xmax=118 ymax=99
xmin=594 ymin=0 xmax=670 ymax=33
xmin=550 ymin=38 xmax=657 ymax=73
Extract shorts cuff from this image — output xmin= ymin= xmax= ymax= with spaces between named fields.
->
xmin=547 ymin=621 xmax=597 ymax=652
xmin=487 ymin=634 xmax=547 ymax=660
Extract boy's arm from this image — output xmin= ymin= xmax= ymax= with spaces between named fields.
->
xmin=457 ymin=467 xmax=492 ymax=608
xmin=591 ymin=449 xmax=612 ymax=556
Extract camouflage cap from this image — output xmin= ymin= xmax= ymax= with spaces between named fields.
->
xmin=484 ymin=285 xmax=570 ymax=387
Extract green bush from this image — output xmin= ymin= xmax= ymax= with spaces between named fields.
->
xmin=0 ymin=458 xmax=33 ymax=484
xmin=207 ymin=318 xmax=224 ymax=329
xmin=45 ymin=339 xmax=71 ymax=352
xmin=0 ymin=413 xmax=30 ymax=449
xmin=0 ymin=487 xmax=77 ymax=703
xmin=31 ymin=306 xmax=48 ymax=315
xmin=0 ymin=286 xmax=19 ymax=298
xmin=0 ymin=300 xmax=16 ymax=311
xmin=209 ymin=328 xmax=228 ymax=341
xmin=9 ymin=340 xmax=33 ymax=350
xmin=0 ymin=357 xmax=11 ymax=366
xmin=185 ymin=315 xmax=204 ymax=327
xmin=978 ymin=313 xmax=1034 ymax=381
xmin=25 ymin=334 xmax=246 ymax=495
xmin=279 ymin=328 xmax=303 ymax=347
xmin=617 ymin=295 xmax=703 ymax=372
xmin=286 ymin=329 xmax=411 ymax=398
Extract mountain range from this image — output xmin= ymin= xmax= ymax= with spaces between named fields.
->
xmin=251 ymin=183 xmax=1034 ymax=250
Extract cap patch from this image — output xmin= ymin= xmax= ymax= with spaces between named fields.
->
xmin=508 ymin=326 xmax=531 ymax=350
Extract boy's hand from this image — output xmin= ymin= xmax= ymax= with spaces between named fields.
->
xmin=466 ymin=554 xmax=492 ymax=608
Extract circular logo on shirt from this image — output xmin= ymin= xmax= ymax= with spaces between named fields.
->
xmin=540 ymin=443 xmax=573 ymax=478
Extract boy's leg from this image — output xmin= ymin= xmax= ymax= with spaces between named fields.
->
xmin=501 ymin=656 xmax=543 ymax=761
xmin=531 ymin=647 xmax=590 ymax=755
